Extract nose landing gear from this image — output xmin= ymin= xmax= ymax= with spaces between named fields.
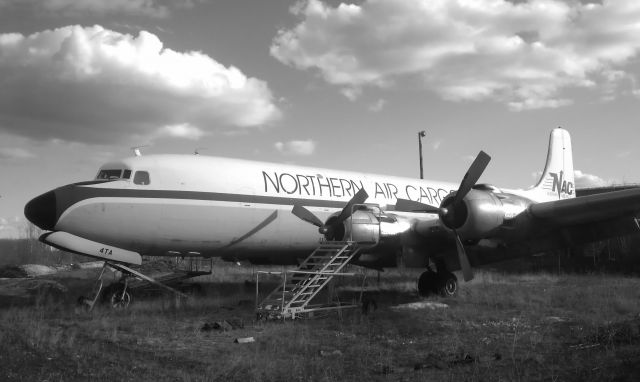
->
xmin=104 ymin=279 xmax=132 ymax=309
xmin=77 ymin=261 xmax=187 ymax=311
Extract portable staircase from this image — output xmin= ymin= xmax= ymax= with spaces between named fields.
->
xmin=256 ymin=242 xmax=362 ymax=320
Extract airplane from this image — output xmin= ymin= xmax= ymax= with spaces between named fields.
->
xmin=23 ymin=127 xmax=640 ymax=304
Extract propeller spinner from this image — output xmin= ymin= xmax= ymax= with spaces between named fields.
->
xmin=395 ymin=151 xmax=491 ymax=281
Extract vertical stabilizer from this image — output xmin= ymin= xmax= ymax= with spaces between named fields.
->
xmin=526 ymin=128 xmax=575 ymax=202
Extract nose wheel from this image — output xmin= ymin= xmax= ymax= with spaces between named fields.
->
xmin=106 ymin=280 xmax=132 ymax=309
xmin=417 ymin=270 xmax=458 ymax=297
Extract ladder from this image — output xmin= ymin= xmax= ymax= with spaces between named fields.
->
xmin=256 ymin=242 xmax=361 ymax=320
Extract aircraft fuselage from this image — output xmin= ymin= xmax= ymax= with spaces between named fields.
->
xmin=26 ymin=154 xmax=460 ymax=264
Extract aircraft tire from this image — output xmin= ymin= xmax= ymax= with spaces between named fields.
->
xmin=438 ymin=272 xmax=458 ymax=297
xmin=107 ymin=285 xmax=132 ymax=309
xmin=417 ymin=270 xmax=438 ymax=297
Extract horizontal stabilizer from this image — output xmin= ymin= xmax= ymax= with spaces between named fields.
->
xmin=40 ymin=231 xmax=142 ymax=265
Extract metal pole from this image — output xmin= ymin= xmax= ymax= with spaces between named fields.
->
xmin=418 ymin=130 xmax=426 ymax=179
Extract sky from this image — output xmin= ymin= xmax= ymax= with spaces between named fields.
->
xmin=1 ymin=0 xmax=639 ymax=238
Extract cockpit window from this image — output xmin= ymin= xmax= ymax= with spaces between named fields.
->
xmin=133 ymin=171 xmax=150 ymax=185
xmin=123 ymin=170 xmax=132 ymax=179
xmin=96 ymin=169 xmax=123 ymax=180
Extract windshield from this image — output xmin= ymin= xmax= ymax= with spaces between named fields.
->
xmin=96 ymin=169 xmax=132 ymax=180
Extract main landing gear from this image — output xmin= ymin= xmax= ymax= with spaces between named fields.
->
xmin=417 ymin=268 xmax=458 ymax=297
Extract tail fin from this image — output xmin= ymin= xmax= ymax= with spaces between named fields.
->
xmin=526 ymin=127 xmax=575 ymax=202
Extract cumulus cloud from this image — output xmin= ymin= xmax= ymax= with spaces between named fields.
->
xmin=154 ymin=123 xmax=206 ymax=140
xmin=462 ymin=154 xmax=476 ymax=162
xmin=616 ymin=150 xmax=632 ymax=158
xmin=271 ymin=0 xmax=640 ymax=108
xmin=47 ymin=0 xmax=168 ymax=17
xmin=368 ymin=99 xmax=386 ymax=112
xmin=0 ymin=147 xmax=35 ymax=160
xmin=574 ymin=169 xmax=609 ymax=188
xmin=341 ymin=87 xmax=362 ymax=101
xmin=0 ymin=0 xmax=197 ymax=18
xmin=274 ymin=139 xmax=316 ymax=155
xmin=0 ymin=25 xmax=281 ymax=144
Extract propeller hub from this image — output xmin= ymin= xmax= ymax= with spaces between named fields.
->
xmin=439 ymin=195 xmax=468 ymax=230
xmin=321 ymin=216 xmax=345 ymax=241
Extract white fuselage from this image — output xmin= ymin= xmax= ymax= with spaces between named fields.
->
xmin=54 ymin=155 xmax=458 ymax=263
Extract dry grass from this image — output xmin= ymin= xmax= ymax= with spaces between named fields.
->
xmin=0 ymin=265 xmax=639 ymax=381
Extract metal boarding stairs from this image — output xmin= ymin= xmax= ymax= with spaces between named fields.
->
xmin=256 ymin=241 xmax=362 ymax=320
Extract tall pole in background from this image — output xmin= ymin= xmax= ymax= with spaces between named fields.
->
xmin=418 ymin=130 xmax=426 ymax=179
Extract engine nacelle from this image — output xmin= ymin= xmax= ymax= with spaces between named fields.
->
xmin=326 ymin=208 xmax=408 ymax=249
xmin=439 ymin=188 xmax=532 ymax=240
xmin=440 ymin=189 xmax=505 ymax=240
xmin=343 ymin=209 xmax=380 ymax=244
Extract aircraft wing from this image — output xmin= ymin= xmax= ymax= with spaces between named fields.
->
xmin=401 ymin=187 xmax=640 ymax=265
xmin=528 ymin=188 xmax=640 ymax=225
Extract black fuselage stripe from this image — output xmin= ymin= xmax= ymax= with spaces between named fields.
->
xmin=55 ymin=184 xmax=348 ymax=217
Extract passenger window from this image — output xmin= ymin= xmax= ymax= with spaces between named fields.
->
xmin=123 ymin=170 xmax=132 ymax=179
xmin=133 ymin=171 xmax=150 ymax=185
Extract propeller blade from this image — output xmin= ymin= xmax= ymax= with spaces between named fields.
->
xmin=453 ymin=230 xmax=474 ymax=281
xmin=291 ymin=204 xmax=324 ymax=228
xmin=333 ymin=187 xmax=369 ymax=226
xmin=394 ymin=198 xmax=440 ymax=214
xmin=454 ymin=151 xmax=491 ymax=205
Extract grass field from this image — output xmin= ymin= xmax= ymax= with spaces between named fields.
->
xmin=0 ymin=266 xmax=639 ymax=381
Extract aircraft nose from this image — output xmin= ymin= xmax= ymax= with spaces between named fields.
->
xmin=24 ymin=190 xmax=57 ymax=231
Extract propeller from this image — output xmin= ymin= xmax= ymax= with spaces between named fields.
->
xmin=292 ymin=188 xmax=369 ymax=238
xmin=453 ymin=229 xmax=474 ymax=281
xmin=394 ymin=151 xmax=491 ymax=282
xmin=334 ymin=187 xmax=369 ymax=227
xmin=440 ymin=150 xmax=491 ymax=232
xmin=451 ymin=151 xmax=491 ymax=208
xmin=291 ymin=204 xmax=324 ymax=228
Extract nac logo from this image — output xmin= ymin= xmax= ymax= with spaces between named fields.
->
xmin=544 ymin=171 xmax=574 ymax=198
